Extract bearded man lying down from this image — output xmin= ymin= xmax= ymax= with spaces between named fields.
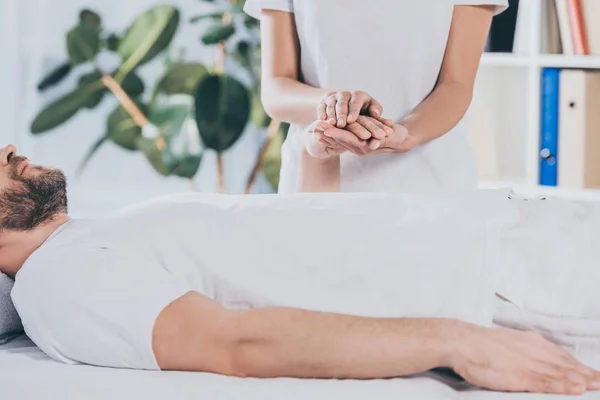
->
xmin=1 ymin=143 xmax=599 ymax=396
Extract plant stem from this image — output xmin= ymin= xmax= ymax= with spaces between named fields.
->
xmin=215 ymin=1 xmax=234 ymax=74
xmin=100 ymin=74 xmax=149 ymax=127
xmin=217 ymin=153 xmax=225 ymax=193
xmin=190 ymin=179 xmax=199 ymax=192
xmin=244 ymin=119 xmax=281 ymax=194
xmin=212 ymin=0 xmax=235 ymax=193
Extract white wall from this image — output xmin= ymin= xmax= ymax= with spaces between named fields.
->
xmin=0 ymin=0 xmax=270 ymax=217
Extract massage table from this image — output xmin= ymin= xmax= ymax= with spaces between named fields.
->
xmin=2 ymin=335 xmax=598 ymax=400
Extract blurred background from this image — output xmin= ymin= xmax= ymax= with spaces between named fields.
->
xmin=2 ymin=0 xmax=600 ymax=217
xmin=1 ymin=0 xmax=281 ymax=217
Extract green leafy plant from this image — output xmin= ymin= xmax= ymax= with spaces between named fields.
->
xmin=31 ymin=2 xmax=287 ymax=192
xmin=189 ymin=0 xmax=288 ymax=192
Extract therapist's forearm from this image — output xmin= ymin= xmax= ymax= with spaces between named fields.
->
xmin=232 ymin=307 xmax=459 ymax=379
xmin=400 ymin=80 xmax=473 ymax=146
xmin=295 ymin=150 xmax=340 ymax=193
xmin=262 ymin=77 xmax=332 ymax=126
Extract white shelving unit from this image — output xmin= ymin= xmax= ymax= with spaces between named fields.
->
xmin=473 ymin=0 xmax=600 ymax=200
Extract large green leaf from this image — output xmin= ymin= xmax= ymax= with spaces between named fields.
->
xmin=107 ymin=102 xmax=148 ymax=150
xmin=244 ymin=14 xmax=260 ymax=30
xmin=189 ymin=12 xmax=224 ymax=23
xmin=136 ymin=137 xmax=173 ymax=176
xmin=194 ymin=74 xmax=250 ymax=152
xmin=79 ymin=9 xmax=102 ymax=31
xmin=154 ymin=62 xmax=208 ymax=97
xmin=235 ymin=41 xmax=251 ymax=67
xmin=201 ymin=24 xmax=235 ymax=45
xmin=78 ymin=71 xmax=105 ymax=109
xmin=37 ymin=62 xmax=72 ymax=91
xmin=31 ymin=90 xmax=87 ymax=134
xmin=117 ymin=5 xmax=180 ymax=70
xmin=105 ymin=34 xmax=120 ymax=52
xmin=139 ymin=95 xmax=203 ymax=178
xmin=66 ymin=24 xmax=101 ymax=64
xmin=120 ymin=71 xmax=145 ymax=97
xmin=31 ymin=79 xmax=104 ymax=133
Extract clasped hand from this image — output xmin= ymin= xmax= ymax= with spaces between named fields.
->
xmin=304 ymin=90 xmax=414 ymax=159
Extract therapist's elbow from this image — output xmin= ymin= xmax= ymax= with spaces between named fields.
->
xmin=440 ymin=79 xmax=474 ymax=109
xmin=259 ymin=78 xmax=292 ymax=122
xmin=260 ymin=89 xmax=283 ymax=121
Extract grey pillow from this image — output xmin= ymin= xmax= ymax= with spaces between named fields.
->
xmin=0 ymin=272 xmax=22 ymax=342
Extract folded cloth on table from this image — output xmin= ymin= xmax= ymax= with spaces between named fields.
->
xmin=493 ymin=296 xmax=600 ymax=370
xmin=495 ymin=195 xmax=600 ymax=319
xmin=492 ymin=195 xmax=600 ymax=369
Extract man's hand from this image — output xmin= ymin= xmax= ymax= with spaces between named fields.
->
xmin=302 ymin=121 xmax=347 ymax=159
xmin=317 ymin=90 xmax=384 ymax=128
xmin=453 ymin=325 xmax=600 ymax=395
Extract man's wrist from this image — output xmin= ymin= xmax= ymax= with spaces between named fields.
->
xmin=435 ymin=319 xmax=472 ymax=369
xmin=302 ymin=147 xmax=340 ymax=164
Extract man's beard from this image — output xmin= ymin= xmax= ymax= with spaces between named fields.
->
xmin=0 ymin=156 xmax=68 ymax=231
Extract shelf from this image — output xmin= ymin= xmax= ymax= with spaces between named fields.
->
xmin=480 ymin=53 xmax=530 ymax=67
xmin=481 ymin=53 xmax=600 ymax=70
xmin=479 ymin=180 xmax=600 ymax=201
xmin=537 ymin=54 xmax=600 ymax=69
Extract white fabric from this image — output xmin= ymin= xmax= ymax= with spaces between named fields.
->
xmin=244 ymin=0 xmax=508 ymax=194
xmin=3 ymin=335 xmax=600 ymax=400
xmin=11 ymin=189 xmax=512 ymax=370
xmin=489 ymin=196 xmax=600 ymax=371
xmin=495 ymin=196 xmax=600 ymax=320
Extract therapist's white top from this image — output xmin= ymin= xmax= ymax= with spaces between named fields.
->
xmin=245 ymin=0 xmax=508 ymax=193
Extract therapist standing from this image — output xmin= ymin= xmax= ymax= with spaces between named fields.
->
xmin=244 ymin=0 xmax=508 ymax=194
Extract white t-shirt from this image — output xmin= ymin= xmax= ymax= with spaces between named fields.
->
xmin=244 ymin=0 xmax=508 ymax=194
xmin=11 ymin=191 xmax=509 ymax=369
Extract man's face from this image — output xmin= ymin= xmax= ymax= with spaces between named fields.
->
xmin=0 ymin=145 xmax=68 ymax=232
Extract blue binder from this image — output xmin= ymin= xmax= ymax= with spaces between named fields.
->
xmin=539 ymin=68 xmax=560 ymax=187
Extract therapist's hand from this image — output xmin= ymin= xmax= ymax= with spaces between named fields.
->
xmin=321 ymin=122 xmax=415 ymax=156
xmin=317 ymin=90 xmax=384 ymax=128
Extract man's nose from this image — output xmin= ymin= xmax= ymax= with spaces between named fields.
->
xmin=0 ymin=145 xmax=17 ymax=166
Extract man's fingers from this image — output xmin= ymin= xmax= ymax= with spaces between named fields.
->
xmin=369 ymin=118 xmax=394 ymax=137
xmin=588 ymin=370 xmax=600 ymax=390
xmin=345 ymin=121 xmax=373 ymax=140
xmin=324 ymin=127 xmax=368 ymax=156
xmin=315 ymin=132 xmax=342 ymax=149
xmin=374 ymin=118 xmax=396 ymax=136
xmin=335 ymin=92 xmax=351 ymax=128
xmin=314 ymin=131 xmax=334 ymax=146
xmin=528 ymin=374 xmax=584 ymax=395
xmin=357 ymin=116 xmax=387 ymax=140
xmin=380 ymin=117 xmax=395 ymax=128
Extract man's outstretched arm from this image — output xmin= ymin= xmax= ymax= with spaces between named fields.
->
xmin=153 ymin=292 xmax=600 ymax=394
xmin=295 ymin=150 xmax=341 ymax=193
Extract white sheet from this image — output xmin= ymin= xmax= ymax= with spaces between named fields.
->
xmin=2 ymin=336 xmax=598 ymax=400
